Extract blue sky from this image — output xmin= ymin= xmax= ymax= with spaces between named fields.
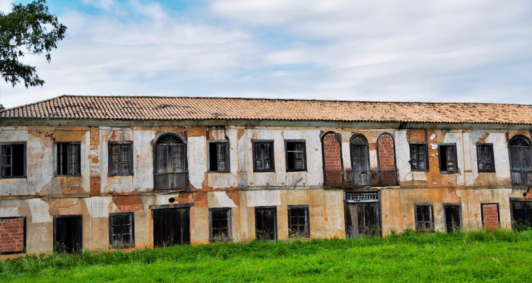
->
xmin=1 ymin=0 xmax=531 ymax=108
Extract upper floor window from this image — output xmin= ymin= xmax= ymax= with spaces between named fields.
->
xmin=438 ymin=144 xmax=457 ymax=174
xmin=285 ymin=140 xmax=306 ymax=172
xmin=56 ymin=143 xmax=81 ymax=176
xmin=253 ymin=140 xmax=274 ymax=172
xmin=409 ymin=143 xmax=428 ymax=171
xmin=209 ymin=141 xmax=230 ymax=172
xmin=109 ymin=142 xmax=133 ymax=176
xmin=350 ymin=134 xmax=370 ymax=186
xmin=154 ymin=133 xmax=188 ymax=191
xmin=477 ymin=143 xmax=495 ymax=173
xmin=1 ymin=143 xmax=25 ymax=178
xmin=508 ymin=136 xmax=532 ymax=187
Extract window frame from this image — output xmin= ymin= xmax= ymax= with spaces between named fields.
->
xmin=409 ymin=142 xmax=429 ymax=172
xmin=209 ymin=208 xmax=232 ymax=242
xmin=208 ymin=140 xmax=231 ymax=173
xmin=108 ymin=212 xmax=135 ymax=249
xmin=285 ymin=140 xmax=307 ymax=172
xmin=252 ymin=140 xmax=275 ymax=173
xmin=438 ymin=143 xmax=458 ymax=174
xmin=0 ymin=142 xmax=27 ymax=179
xmin=414 ymin=204 xmax=434 ymax=232
xmin=55 ymin=142 xmax=82 ymax=177
xmin=476 ymin=143 xmax=495 ymax=173
xmin=287 ymin=205 xmax=310 ymax=238
xmin=108 ymin=141 xmax=134 ymax=177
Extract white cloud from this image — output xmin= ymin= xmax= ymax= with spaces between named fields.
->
xmin=0 ymin=0 xmax=13 ymax=13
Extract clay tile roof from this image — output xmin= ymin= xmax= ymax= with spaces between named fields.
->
xmin=1 ymin=95 xmax=532 ymax=125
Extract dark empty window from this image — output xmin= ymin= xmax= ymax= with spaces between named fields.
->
xmin=209 ymin=208 xmax=231 ymax=242
xmin=409 ymin=143 xmax=428 ymax=171
xmin=288 ymin=206 xmax=309 ymax=238
xmin=415 ymin=204 xmax=434 ymax=232
xmin=508 ymin=136 xmax=532 ymax=187
xmin=253 ymin=141 xmax=274 ymax=172
xmin=477 ymin=144 xmax=495 ymax=172
xmin=109 ymin=213 xmax=134 ymax=248
xmin=56 ymin=143 xmax=81 ymax=176
xmin=439 ymin=144 xmax=457 ymax=173
xmin=286 ymin=141 xmax=306 ymax=171
xmin=1 ymin=143 xmax=25 ymax=178
xmin=209 ymin=142 xmax=230 ymax=172
xmin=109 ymin=142 xmax=133 ymax=176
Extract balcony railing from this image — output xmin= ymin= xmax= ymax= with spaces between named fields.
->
xmin=511 ymin=169 xmax=532 ymax=187
xmin=325 ymin=169 xmax=398 ymax=188
xmin=154 ymin=172 xmax=188 ymax=191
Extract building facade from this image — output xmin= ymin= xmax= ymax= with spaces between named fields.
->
xmin=1 ymin=95 xmax=531 ymax=255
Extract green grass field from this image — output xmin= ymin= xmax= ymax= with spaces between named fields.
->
xmin=1 ymin=230 xmax=532 ymax=282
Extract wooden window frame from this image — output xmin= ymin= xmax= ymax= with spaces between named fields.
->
xmin=0 ymin=216 xmax=26 ymax=255
xmin=109 ymin=212 xmax=135 ymax=249
xmin=0 ymin=142 xmax=27 ymax=179
xmin=476 ymin=143 xmax=495 ymax=173
xmin=285 ymin=140 xmax=307 ymax=172
xmin=414 ymin=204 xmax=434 ymax=232
xmin=287 ymin=205 xmax=310 ymax=238
xmin=252 ymin=140 xmax=275 ymax=173
xmin=208 ymin=141 xmax=230 ymax=173
xmin=108 ymin=142 xmax=134 ymax=176
xmin=55 ymin=142 xmax=82 ymax=177
xmin=438 ymin=143 xmax=458 ymax=174
xmin=208 ymin=208 xmax=232 ymax=242
xmin=409 ymin=143 xmax=429 ymax=172
xmin=443 ymin=203 xmax=462 ymax=233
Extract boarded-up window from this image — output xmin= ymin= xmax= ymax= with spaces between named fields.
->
xmin=209 ymin=142 xmax=230 ymax=172
xmin=323 ymin=132 xmax=342 ymax=186
xmin=286 ymin=141 xmax=306 ymax=171
xmin=1 ymin=143 xmax=25 ymax=178
xmin=209 ymin=208 xmax=231 ymax=242
xmin=56 ymin=143 xmax=81 ymax=176
xmin=108 ymin=142 xmax=133 ymax=176
xmin=288 ymin=206 xmax=309 ymax=238
xmin=509 ymin=136 xmax=532 ymax=187
xmin=477 ymin=144 xmax=495 ymax=173
xmin=154 ymin=134 xmax=188 ymax=191
xmin=350 ymin=135 xmax=370 ymax=186
xmin=109 ymin=213 xmax=134 ymax=248
xmin=439 ymin=144 xmax=458 ymax=173
xmin=253 ymin=141 xmax=275 ymax=172
xmin=409 ymin=143 xmax=428 ymax=171
xmin=377 ymin=134 xmax=397 ymax=185
xmin=415 ymin=204 xmax=434 ymax=232
xmin=481 ymin=203 xmax=499 ymax=231
xmin=0 ymin=217 xmax=26 ymax=254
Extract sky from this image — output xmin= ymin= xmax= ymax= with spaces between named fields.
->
xmin=1 ymin=0 xmax=531 ymax=108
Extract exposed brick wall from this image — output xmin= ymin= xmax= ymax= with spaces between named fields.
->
xmin=90 ymin=177 xmax=101 ymax=197
xmin=410 ymin=129 xmax=426 ymax=142
xmin=90 ymin=126 xmax=101 ymax=196
xmin=377 ymin=134 xmax=396 ymax=185
xmin=323 ymin=133 xmax=342 ymax=186
xmin=482 ymin=204 xmax=499 ymax=231
xmin=113 ymin=195 xmax=144 ymax=212
xmin=0 ymin=218 xmax=25 ymax=254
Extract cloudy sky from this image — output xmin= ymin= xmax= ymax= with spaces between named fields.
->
xmin=1 ymin=0 xmax=531 ymax=108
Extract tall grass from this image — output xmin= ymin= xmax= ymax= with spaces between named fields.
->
xmin=1 ymin=229 xmax=532 ymax=282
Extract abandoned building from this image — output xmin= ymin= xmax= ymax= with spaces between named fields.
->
xmin=1 ymin=95 xmax=532 ymax=255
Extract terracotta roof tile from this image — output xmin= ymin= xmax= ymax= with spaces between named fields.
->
xmin=1 ymin=95 xmax=531 ymax=125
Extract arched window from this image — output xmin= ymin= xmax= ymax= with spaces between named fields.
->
xmin=350 ymin=134 xmax=370 ymax=186
xmin=509 ymin=136 xmax=532 ymax=187
xmin=377 ymin=134 xmax=397 ymax=185
xmin=154 ymin=132 xmax=188 ymax=191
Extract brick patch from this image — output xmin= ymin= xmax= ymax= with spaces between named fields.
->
xmin=90 ymin=177 xmax=101 ymax=197
xmin=482 ymin=204 xmax=499 ymax=231
xmin=377 ymin=134 xmax=396 ymax=185
xmin=323 ymin=133 xmax=342 ymax=186
xmin=410 ymin=129 xmax=426 ymax=142
xmin=113 ymin=195 xmax=144 ymax=212
xmin=0 ymin=218 xmax=25 ymax=254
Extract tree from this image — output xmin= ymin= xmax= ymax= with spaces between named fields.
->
xmin=0 ymin=0 xmax=67 ymax=89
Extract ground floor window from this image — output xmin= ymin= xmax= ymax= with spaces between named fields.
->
xmin=109 ymin=213 xmax=135 ymax=248
xmin=0 ymin=217 xmax=26 ymax=255
xmin=255 ymin=207 xmax=277 ymax=241
xmin=209 ymin=208 xmax=232 ymax=242
xmin=414 ymin=204 xmax=434 ymax=232
xmin=443 ymin=204 xmax=462 ymax=233
xmin=511 ymin=200 xmax=532 ymax=231
xmin=288 ymin=206 xmax=310 ymax=238
xmin=54 ymin=215 xmax=83 ymax=254
xmin=481 ymin=203 xmax=500 ymax=231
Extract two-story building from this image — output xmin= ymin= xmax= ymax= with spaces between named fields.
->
xmin=0 ymin=95 xmax=531 ymax=255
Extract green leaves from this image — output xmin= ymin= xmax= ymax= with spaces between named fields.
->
xmin=0 ymin=0 xmax=67 ymax=88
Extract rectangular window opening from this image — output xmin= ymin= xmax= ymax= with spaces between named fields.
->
xmin=415 ymin=204 xmax=434 ymax=232
xmin=108 ymin=142 xmax=133 ymax=176
xmin=409 ymin=143 xmax=428 ymax=171
xmin=109 ymin=213 xmax=135 ymax=248
xmin=477 ymin=144 xmax=495 ymax=173
xmin=209 ymin=208 xmax=232 ymax=242
xmin=286 ymin=141 xmax=306 ymax=172
xmin=209 ymin=142 xmax=230 ymax=172
xmin=1 ymin=143 xmax=25 ymax=178
xmin=439 ymin=144 xmax=458 ymax=173
xmin=56 ymin=143 xmax=81 ymax=176
xmin=253 ymin=141 xmax=275 ymax=172
xmin=288 ymin=206 xmax=310 ymax=238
